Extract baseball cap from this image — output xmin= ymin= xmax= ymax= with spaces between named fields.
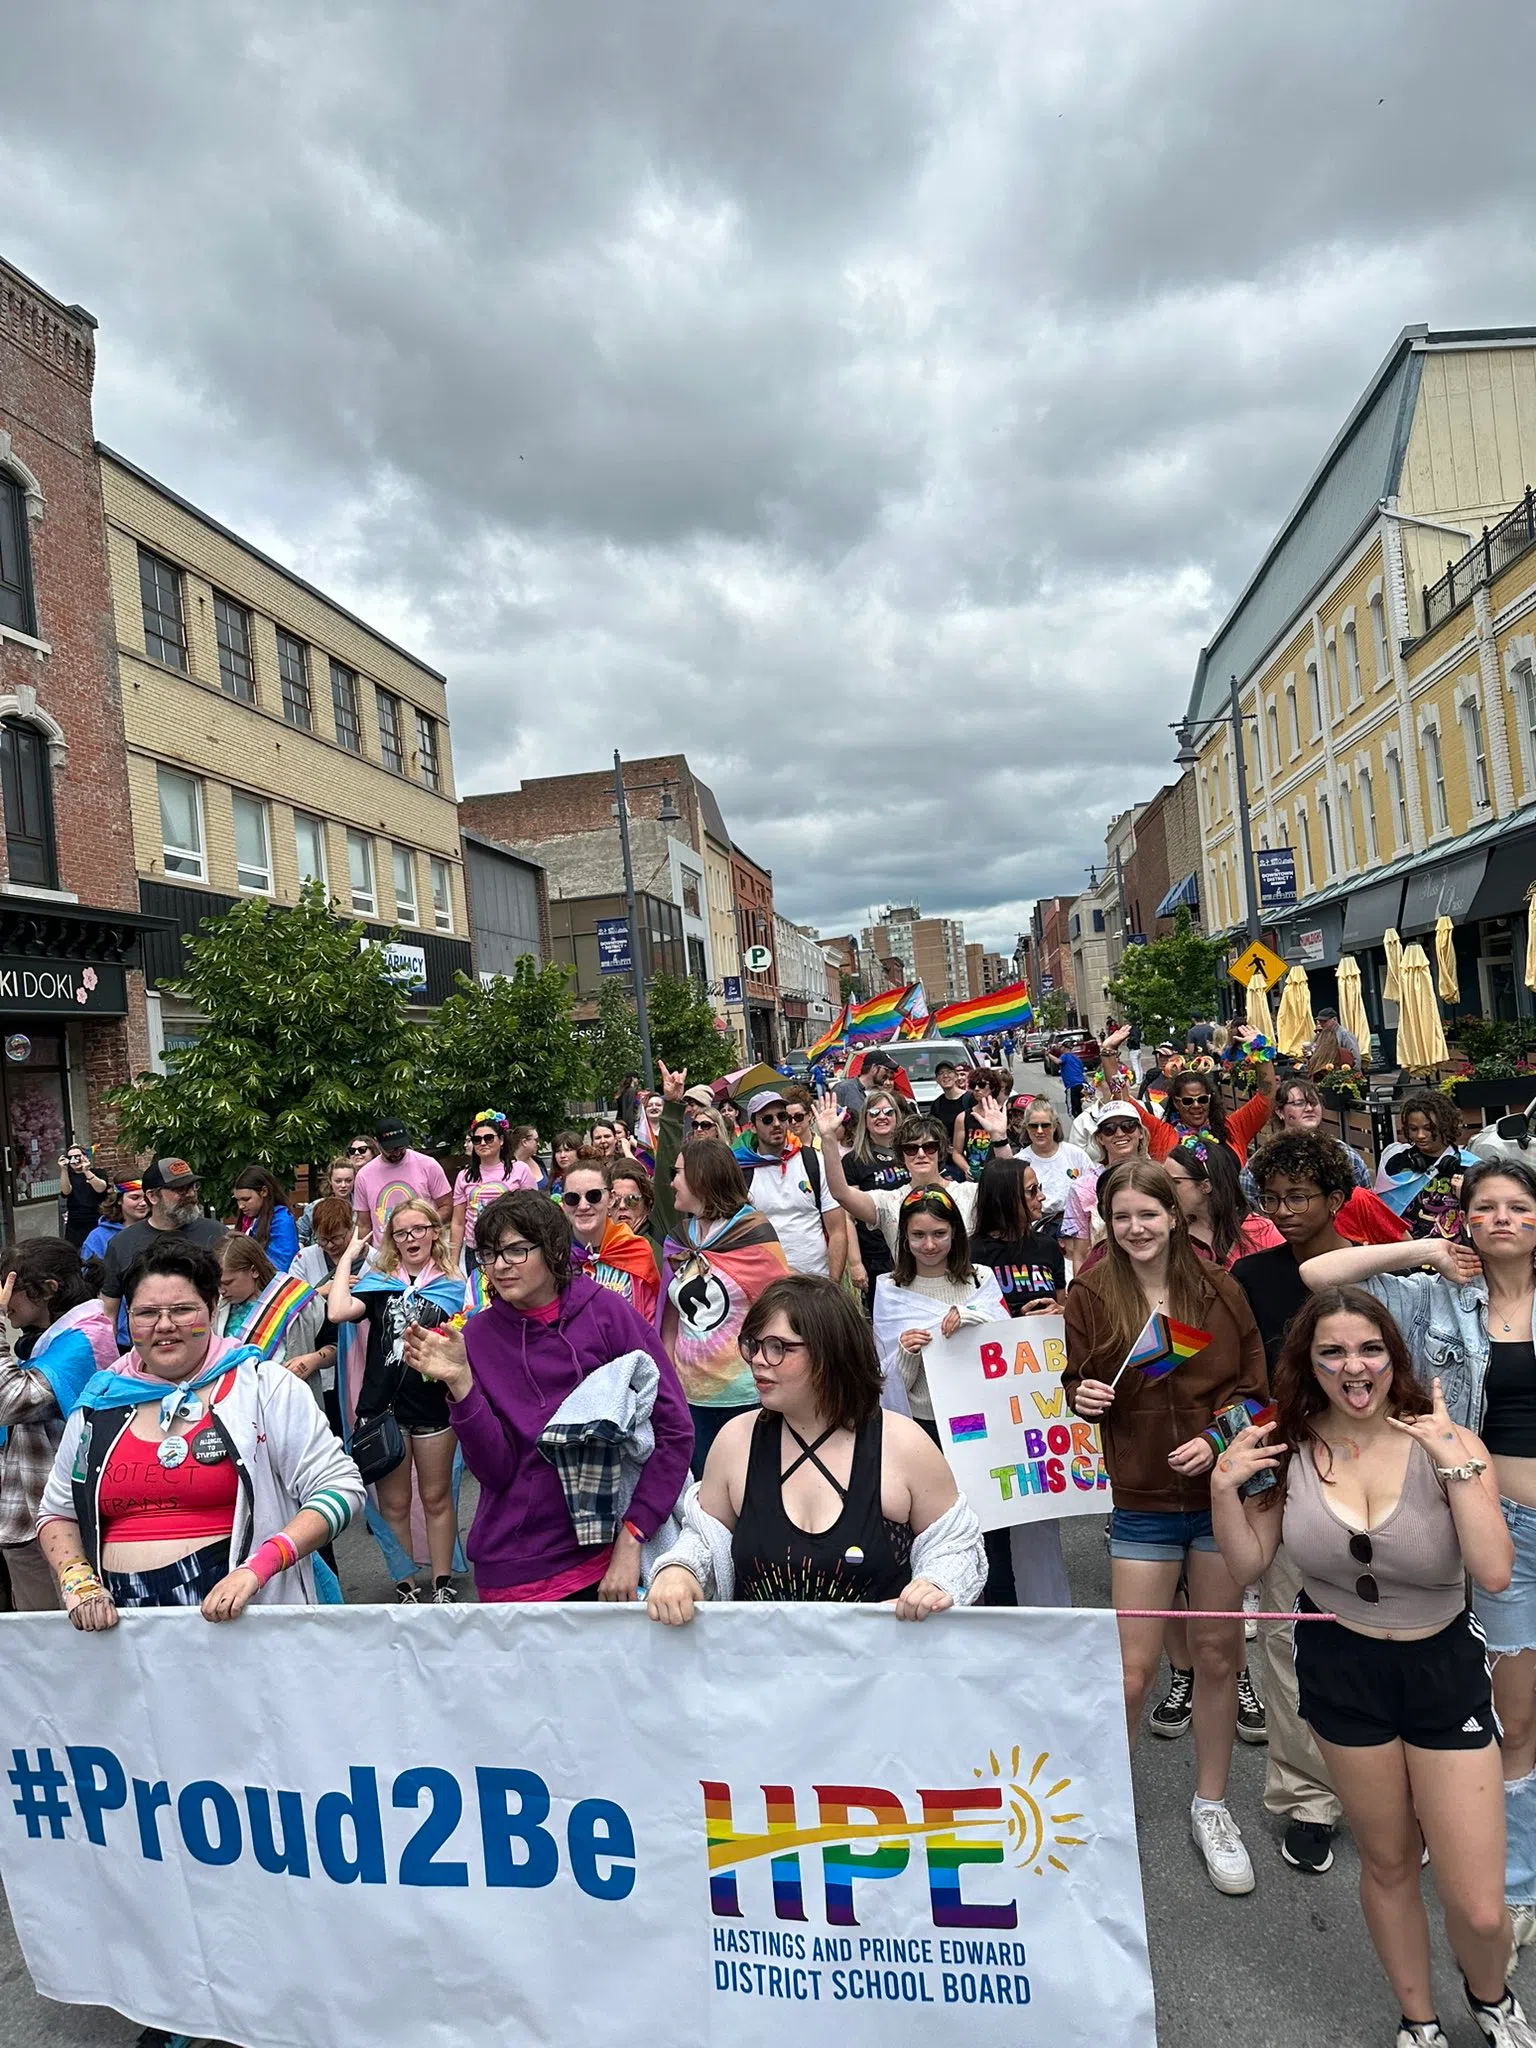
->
xmin=862 ymin=1048 xmax=896 ymax=1069
xmin=1087 ymin=1102 xmax=1141 ymax=1133
xmin=746 ymin=1088 xmax=788 ymax=1117
xmin=682 ymin=1084 xmax=716 ymax=1109
xmin=143 ymin=1157 xmax=198 ymax=1191
xmin=375 ymin=1116 xmax=409 ymax=1143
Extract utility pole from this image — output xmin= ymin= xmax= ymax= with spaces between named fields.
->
xmin=613 ymin=750 xmax=654 ymax=1085
xmin=1229 ymin=672 xmax=1261 ymax=943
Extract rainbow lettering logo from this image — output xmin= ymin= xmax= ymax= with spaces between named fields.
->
xmin=948 ymin=1413 xmax=988 ymax=1444
xmin=701 ymin=1750 xmax=1088 ymax=1929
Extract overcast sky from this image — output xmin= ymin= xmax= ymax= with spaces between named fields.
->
xmin=8 ymin=1 xmax=1536 ymax=951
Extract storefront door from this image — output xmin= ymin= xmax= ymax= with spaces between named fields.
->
xmin=0 ymin=1029 xmax=70 ymax=1247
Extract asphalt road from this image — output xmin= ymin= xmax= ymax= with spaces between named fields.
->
xmin=0 ymin=1066 xmax=1513 ymax=2044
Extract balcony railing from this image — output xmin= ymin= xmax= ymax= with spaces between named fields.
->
xmin=1422 ymin=485 xmax=1536 ymax=632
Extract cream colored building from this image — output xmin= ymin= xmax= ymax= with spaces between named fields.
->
xmin=99 ymin=450 xmax=471 ymax=1057
xmin=1186 ymin=325 xmax=1536 ymax=1036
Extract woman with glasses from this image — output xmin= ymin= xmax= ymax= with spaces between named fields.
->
xmin=328 ymin=1199 xmax=469 ymax=1603
xmin=818 ymin=1103 xmax=982 ymax=1254
xmin=1210 ymin=1289 xmax=1522 ymax=2048
xmin=646 ymin=1275 xmax=985 ymax=1620
xmin=1015 ymin=1103 xmax=1094 ymax=1239
xmin=345 ymin=1135 xmax=379 ymax=1166
xmin=843 ymin=1087 xmax=912 ymax=1310
xmin=405 ymin=1191 xmax=692 ymax=1604
xmin=605 ymin=1159 xmax=654 ymax=1242
xmin=38 ymin=1237 xmax=362 ymax=1623
xmin=1060 ymin=1104 xmax=1148 ymax=1273
xmin=559 ymin=1161 xmax=660 ymax=1323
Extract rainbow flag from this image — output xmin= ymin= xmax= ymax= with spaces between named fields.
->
xmin=846 ymin=982 xmax=920 ymax=1043
xmin=930 ymin=979 xmax=1034 ymax=1038
xmin=805 ymin=1003 xmax=850 ymax=1062
xmin=1121 ymin=1311 xmax=1211 ymax=1383
xmin=244 ymin=1273 xmax=319 ymax=1361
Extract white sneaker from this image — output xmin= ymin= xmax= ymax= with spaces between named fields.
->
xmin=1190 ymin=1799 xmax=1255 ymax=1895
xmin=1396 ymin=2024 xmax=1449 ymax=2048
xmin=1468 ymin=1986 xmax=1536 ymax=2048
xmin=1511 ymin=1904 xmax=1536 ymax=1978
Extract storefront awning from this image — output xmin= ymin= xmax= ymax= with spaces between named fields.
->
xmin=1155 ymin=872 xmax=1199 ymax=918
xmin=1341 ymin=878 xmax=1405 ymax=951
xmin=1467 ymin=827 xmax=1536 ymax=924
xmin=1401 ymin=850 xmax=1490 ymax=935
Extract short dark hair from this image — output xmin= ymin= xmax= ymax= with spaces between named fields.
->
xmin=4 ymin=1237 xmax=101 ymax=1320
xmin=605 ymin=1157 xmax=654 ymax=1205
xmin=473 ymin=1190 xmax=573 ymax=1289
xmin=122 ymin=1236 xmax=224 ymax=1313
xmin=1461 ymin=1156 xmax=1536 ymax=1216
xmin=895 ymin=1113 xmax=948 ymax=1156
xmin=740 ymin=1275 xmax=882 ymax=1433
xmin=1246 ymin=1132 xmax=1355 ymax=1200
xmin=676 ymin=1138 xmax=751 ymax=1223
xmin=552 ymin=1129 xmax=583 ymax=1157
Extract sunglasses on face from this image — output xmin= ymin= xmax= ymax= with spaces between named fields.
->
xmin=609 ymin=1192 xmax=646 ymax=1211
xmin=1175 ymin=1091 xmax=1211 ymax=1107
xmin=472 ymin=1133 xmax=499 ymax=1146
xmin=901 ymin=1140 xmax=939 ymax=1157
xmin=785 ymin=1109 xmax=808 ymax=1125
xmin=562 ymin=1190 xmax=605 ymax=1208
xmin=756 ymin=1109 xmax=789 ymax=1126
xmin=688 ymin=1120 xmax=716 ymax=1134
xmin=347 ymin=1144 xmax=371 ymax=1156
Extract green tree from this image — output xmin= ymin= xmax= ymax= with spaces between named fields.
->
xmin=646 ymin=974 xmax=732 ymax=1083
xmin=417 ymin=956 xmax=591 ymax=1144
xmin=1038 ymin=990 xmax=1069 ymax=1032
xmin=589 ymin=978 xmax=643 ymax=1103
xmin=109 ymin=885 xmax=422 ymax=1212
xmin=1105 ymin=906 xmax=1224 ymax=1042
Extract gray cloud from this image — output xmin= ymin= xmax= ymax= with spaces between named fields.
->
xmin=6 ymin=0 xmax=1536 ymax=954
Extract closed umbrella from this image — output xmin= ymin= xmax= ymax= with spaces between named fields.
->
xmin=1434 ymin=915 xmax=1459 ymax=1003
xmin=1526 ymin=887 xmax=1536 ymax=994
xmin=1245 ymin=967 xmax=1274 ymax=1039
xmin=1275 ymin=965 xmax=1315 ymax=1059
xmin=1383 ymin=927 xmax=1403 ymax=1005
xmin=1336 ymin=955 xmax=1371 ymax=1062
xmin=1395 ymin=943 xmax=1450 ymax=1072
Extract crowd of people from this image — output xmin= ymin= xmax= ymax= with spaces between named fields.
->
xmin=4 ymin=1026 xmax=1536 ymax=2048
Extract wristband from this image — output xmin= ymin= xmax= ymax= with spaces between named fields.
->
xmin=58 ymin=1561 xmax=105 ymax=1601
xmin=246 ymin=1532 xmax=299 ymax=1588
xmin=622 ymin=1520 xmax=645 ymax=1545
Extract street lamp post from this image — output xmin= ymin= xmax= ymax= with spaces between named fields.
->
xmin=1173 ymin=672 xmax=1261 ymax=944
xmin=612 ymin=750 xmax=681 ymax=1087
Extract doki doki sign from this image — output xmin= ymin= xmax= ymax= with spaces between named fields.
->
xmin=920 ymin=1317 xmax=1109 ymax=1532
xmin=0 ymin=1605 xmax=1154 ymax=2048
xmin=0 ymin=956 xmax=127 ymax=1016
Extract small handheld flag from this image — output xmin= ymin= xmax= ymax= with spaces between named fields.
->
xmin=1109 ymin=1311 xmax=1212 ymax=1389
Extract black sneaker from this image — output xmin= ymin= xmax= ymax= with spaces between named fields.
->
xmin=395 ymin=1579 xmax=422 ymax=1605
xmin=1149 ymin=1666 xmax=1194 ymax=1738
xmin=1281 ymin=1819 xmax=1336 ymax=1874
xmin=432 ymin=1578 xmax=459 ymax=1604
xmin=1236 ymin=1666 xmax=1268 ymax=1744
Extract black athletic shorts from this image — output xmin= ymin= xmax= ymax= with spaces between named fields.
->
xmin=1292 ymin=1591 xmax=1498 ymax=1751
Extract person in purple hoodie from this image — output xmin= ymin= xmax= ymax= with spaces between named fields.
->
xmin=405 ymin=1190 xmax=692 ymax=1603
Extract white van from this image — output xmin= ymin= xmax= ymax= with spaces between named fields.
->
xmin=856 ymin=1039 xmax=975 ymax=1107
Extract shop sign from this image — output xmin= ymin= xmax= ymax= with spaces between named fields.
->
xmin=596 ymin=919 xmax=633 ymax=975
xmin=0 ymin=957 xmax=128 ymax=1016
xmin=1256 ymin=847 xmax=1298 ymax=912
xmin=1297 ymin=928 xmax=1325 ymax=964
xmin=722 ymin=975 xmax=742 ymax=1004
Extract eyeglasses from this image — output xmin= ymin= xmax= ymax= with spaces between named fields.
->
xmin=738 ymin=1334 xmax=809 ymax=1367
xmin=392 ymin=1225 xmax=432 ymax=1242
xmin=785 ymin=1109 xmax=808 ymax=1125
xmin=866 ymin=1104 xmax=897 ymax=1118
xmin=472 ymin=1133 xmax=500 ymax=1146
xmin=688 ymin=1120 xmax=717 ymax=1134
xmin=901 ymin=1140 xmax=939 ymax=1157
xmin=1025 ymin=1122 xmax=1054 ymax=1133
xmin=562 ymin=1190 xmax=606 ymax=1208
xmin=1175 ymin=1091 xmax=1211 ymax=1107
xmin=1258 ymin=1187 xmax=1324 ymax=1214
xmin=1348 ymin=1531 xmax=1379 ymax=1605
xmin=486 ymin=1240 xmax=536 ymax=1267
xmin=127 ymin=1303 xmax=206 ymax=1328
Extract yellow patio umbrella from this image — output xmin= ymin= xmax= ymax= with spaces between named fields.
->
xmin=1434 ymin=914 xmax=1459 ymax=1003
xmin=1275 ymin=965 xmax=1315 ymax=1059
xmin=1383 ymin=927 xmax=1403 ymax=1005
xmin=1245 ymin=966 xmax=1274 ymax=1039
xmin=1394 ymin=942 xmax=1450 ymax=1072
xmin=1335 ymin=954 xmax=1371 ymax=1060
xmin=1526 ymin=886 xmax=1536 ymax=993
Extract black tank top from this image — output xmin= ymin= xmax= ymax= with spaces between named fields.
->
xmin=731 ymin=1410 xmax=913 ymax=1603
xmin=1484 ymin=1340 xmax=1536 ymax=1458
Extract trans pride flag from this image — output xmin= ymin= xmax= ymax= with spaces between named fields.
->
xmin=1110 ymin=1311 xmax=1212 ymax=1389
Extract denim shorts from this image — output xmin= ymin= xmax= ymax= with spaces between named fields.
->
xmin=1473 ymin=1498 xmax=1536 ymax=1654
xmin=1109 ymin=1507 xmax=1219 ymax=1563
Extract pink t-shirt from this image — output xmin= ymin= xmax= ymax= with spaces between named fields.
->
xmin=354 ymin=1148 xmax=452 ymax=1244
xmin=451 ymin=1159 xmax=540 ymax=1226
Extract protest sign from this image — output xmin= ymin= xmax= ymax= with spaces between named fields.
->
xmin=921 ymin=1316 xmax=1109 ymax=1533
xmin=0 ymin=1603 xmax=1153 ymax=2048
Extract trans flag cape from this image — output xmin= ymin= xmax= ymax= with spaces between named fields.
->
xmin=0 ymin=1299 xmax=123 ymax=1449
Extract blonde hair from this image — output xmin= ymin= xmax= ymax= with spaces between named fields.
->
xmin=376 ymin=1197 xmax=451 ymax=1277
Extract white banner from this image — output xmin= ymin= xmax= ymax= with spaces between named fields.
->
xmin=920 ymin=1317 xmax=1110 ymax=1532
xmin=0 ymin=1605 xmax=1153 ymax=2048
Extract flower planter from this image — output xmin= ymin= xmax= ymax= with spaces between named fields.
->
xmin=1318 ymin=1087 xmax=1364 ymax=1112
xmin=1450 ymin=1079 xmax=1536 ymax=1111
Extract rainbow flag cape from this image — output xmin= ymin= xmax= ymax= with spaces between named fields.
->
xmin=1121 ymin=1311 xmax=1211 ymax=1383
xmin=805 ymin=1002 xmax=850 ymax=1062
xmin=930 ymin=979 xmax=1034 ymax=1038
xmin=244 ymin=1272 xmax=319 ymax=1361
xmin=847 ymin=982 xmax=923 ymax=1043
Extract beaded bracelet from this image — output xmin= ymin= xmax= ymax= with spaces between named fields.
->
xmin=58 ymin=1560 xmax=105 ymax=1602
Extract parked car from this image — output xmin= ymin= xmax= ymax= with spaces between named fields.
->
xmin=850 ymin=1039 xmax=966 ymax=1106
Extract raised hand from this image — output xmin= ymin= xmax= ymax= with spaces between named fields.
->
xmin=658 ymin=1058 xmax=689 ymax=1104
xmin=813 ymin=1091 xmax=844 ymax=1142
xmin=1210 ymin=1420 xmax=1284 ymax=1496
xmin=1388 ymin=1377 xmax=1466 ymax=1463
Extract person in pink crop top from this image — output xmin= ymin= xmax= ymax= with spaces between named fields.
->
xmin=1212 ymin=1287 xmax=1519 ymax=2048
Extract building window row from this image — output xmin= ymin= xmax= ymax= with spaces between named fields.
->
xmin=154 ymin=764 xmax=454 ymax=930
xmin=134 ymin=545 xmax=444 ymax=786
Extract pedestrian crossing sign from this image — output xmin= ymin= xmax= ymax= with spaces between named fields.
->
xmin=1227 ymin=938 xmax=1288 ymax=991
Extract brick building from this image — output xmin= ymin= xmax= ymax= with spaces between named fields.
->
xmin=1121 ymin=773 xmax=1203 ymax=939
xmin=0 ymin=257 xmax=162 ymax=1235
xmin=730 ymin=844 xmax=779 ymax=1061
xmin=1029 ymin=896 xmax=1077 ymax=1018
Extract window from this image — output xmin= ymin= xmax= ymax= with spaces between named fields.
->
xmin=1463 ymin=695 xmax=1491 ymax=808
xmin=347 ymin=831 xmax=376 ymax=915
xmin=232 ymin=793 xmax=272 ymax=892
xmin=1343 ymin=622 xmax=1363 ymax=707
xmin=392 ymin=845 xmax=418 ymax=924
xmin=331 ymin=662 xmax=362 ymax=752
xmin=1370 ymin=594 xmax=1391 ymax=685
xmin=1423 ymin=724 xmax=1449 ymax=832
xmin=1285 ymin=682 xmax=1300 ymax=757
xmin=1518 ymin=661 xmax=1536 ymax=786
xmin=0 ymin=720 xmax=55 ymax=886
xmin=415 ymin=711 xmax=441 ymax=791
xmin=430 ymin=856 xmax=453 ymax=931
xmin=1306 ymin=661 xmax=1323 ymax=737
xmin=1324 ymin=641 xmax=1341 ymax=722
xmin=1338 ymin=782 xmax=1357 ymax=868
xmin=680 ymin=868 xmax=703 ymax=919
xmin=686 ymin=935 xmax=708 ymax=986
xmin=277 ymin=631 xmax=312 ymax=730
xmin=1318 ymin=793 xmax=1336 ymax=877
xmin=138 ymin=548 xmax=187 ymax=670
xmin=213 ymin=593 xmax=255 ymax=703
xmin=1069 ymin=914 xmax=1081 ymax=939
xmin=376 ymin=688 xmax=405 ymax=774
xmin=1091 ymin=909 xmax=1105 ymax=934
xmin=1359 ymin=766 xmax=1379 ymax=861
xmin=157 ymin=767 xmax=204 ymax=879
xmin=294 ymin=812 xmax=328 ymax=891
xmin=1386 ymin=748 xmax=1409 ymax=849
xmin=1266 ymin=704 xmax=1280 ymax=777
xmin=0 ymin=475 xmax=35 ymax=634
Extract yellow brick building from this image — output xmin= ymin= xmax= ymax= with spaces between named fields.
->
xmin=1185 ymin=325 xmax=1536 ymax=1037
xmin=99 ymin=450 xmax=471 ymax=1056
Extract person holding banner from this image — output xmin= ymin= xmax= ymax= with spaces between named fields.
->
xmin=1210 ymin=1291 xmax=1527 ymax=2048
xmin=1064 ymin=1158 xmax=1267 ymax=1895
xmin=646 ymin=1274 xmax=986 ymax=1619
xmin=36 ymin=1237 xmax=363 ymax=1625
